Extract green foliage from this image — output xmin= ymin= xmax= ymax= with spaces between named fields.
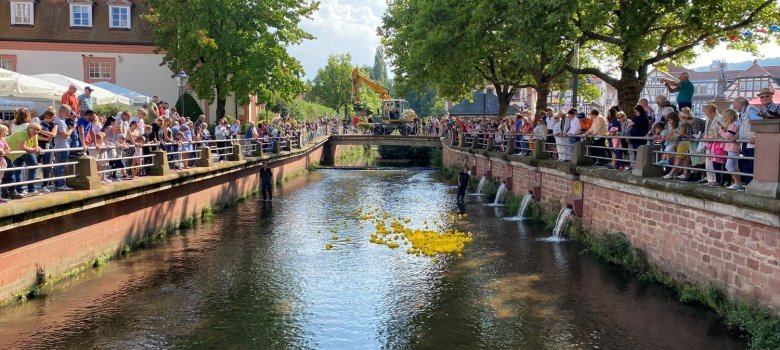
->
xmin=175 ymin=92 xmax=204 ymax=120
xmin=92 ymin=255 xmax=109 ymax=268
xmin=287 ymin=99 xmax=336 ymax=122
xmin=377 ymin=145 xmax=434 ymax=166
xmin=93 ymin=103 xmax=133 ymax=118
xmin=201 ymin=206 xmax=214 ymax=220
xmin=372 ymin=46 xmax=389 ymax=87
xmin=143 ymin=0 xmax=316 ymax=118
xmin=121 ymin=245 xmax=131 ymax=256
xmin=310 ymin=54 xmax=354 ymax=117
xmin=568 ymin=0 xmax=780 ymax=111
xmin=381 ymin=0 xmax=573 ymax=113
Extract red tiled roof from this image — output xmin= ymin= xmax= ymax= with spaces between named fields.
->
xmin=734 ymin=60 xmax=773 ymax=79
xmin=0 ymin=0 xmax=153 ymax=45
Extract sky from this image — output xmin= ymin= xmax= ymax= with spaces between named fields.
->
xmin=289 ymin=0 xmax=780 ymax=80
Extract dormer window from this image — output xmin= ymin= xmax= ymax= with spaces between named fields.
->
xmin=10 ymin=1 xmax=34 ymax=25
xmin=109 ymin=5 xmax=130 ymax=29
xmin=69 ymin=2 xmax=93 ymax=27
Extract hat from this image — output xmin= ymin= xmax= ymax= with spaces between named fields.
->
xmin=758 ymin=88 xmax=773 ymax=97
xmin=609 ymin=126 xmax=619 ymax=132
xmin=84 ymin=86 xmax=94 ymax=92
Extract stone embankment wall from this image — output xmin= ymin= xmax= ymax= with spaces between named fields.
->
xmin=444 ymin=144 xmax=780 ymax=313
xmin=0 ymin=137 xmax=355 ymax=302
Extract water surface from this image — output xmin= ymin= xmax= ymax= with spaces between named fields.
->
xmin=0 ymin=170 xmax=744 ymax=349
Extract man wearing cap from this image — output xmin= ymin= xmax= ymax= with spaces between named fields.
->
xmin=77 ymin=86 xmax=94 ymax=117
xmin=757 ymin=88 xmax=780 ymax=119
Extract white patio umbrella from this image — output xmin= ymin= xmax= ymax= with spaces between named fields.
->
xmin=31 ymin=73 xmax=131 ymax=105
xmin=0 ymin=68 xmax=66 ymax=100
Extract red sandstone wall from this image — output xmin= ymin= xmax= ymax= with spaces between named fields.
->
xmin=582 ymin=183 xmax=780 ymax=310
xmin=443 ymin=145 xmax=780 ymax=312
xmin=0 ymin=145 xmax=324 ymax=301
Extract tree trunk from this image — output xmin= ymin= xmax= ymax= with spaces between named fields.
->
xmin=617 ymin=68 xmax=645 ymax=113
xmin=215 ymin=86 xmax=226 ymax=120
xmin=496 ymin=85 xmax=513 ymax=119
xmin=535 ymin=82 xmax=550 ymax=112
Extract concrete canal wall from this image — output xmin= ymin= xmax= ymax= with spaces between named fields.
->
xmin=0 ymin=136 xmax=358 ymax=303
xmin=443 ymin=143 xmax=780 ymax=313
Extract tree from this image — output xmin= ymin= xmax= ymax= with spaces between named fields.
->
xmin=144 ymin=0 xmax=317 ymax=120
xmin=310 ymin=54 xmax=354 ymax=118
xmin=381 ymin=0 xmax=576 ymax=116
xmin=372 ymin=46 xmax=389 ymax=87
xmin=569 ymin=0 xmax=780 ymax=112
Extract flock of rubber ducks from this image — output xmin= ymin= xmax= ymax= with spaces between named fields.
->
xmin=321 ymin=208 xmax=473 ymax=258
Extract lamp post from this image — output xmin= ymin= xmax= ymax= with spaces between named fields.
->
xmin=572 ymin=43 xmax=579 ymax=110
xmin=482 ymin=87 xmax=487 ymax=119
xmin=175 ymin=70 xmax=188 ymax=118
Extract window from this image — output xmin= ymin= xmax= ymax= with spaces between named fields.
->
xmin=109 ymin=5 xmax=130 ymax=29
xmin=746 ymin=81 xmax=754 ymax=91
xmin=70 ymin=4 xmax=92 ymax=27
xmin=88 ymin=61 xmax=112 ymax=80
xmin=10 ymin=1 xmax=34 ymax=25
xmin=0 ymin=55 xmax=16 ymax=71
xmin=739 ymin=81 xmax=746 ymax=91
xmin=83 ymin=56 xmax=115 ymax=83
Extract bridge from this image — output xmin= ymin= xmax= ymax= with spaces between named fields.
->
xmin=326 ymin=134 xmax=442 ymax=148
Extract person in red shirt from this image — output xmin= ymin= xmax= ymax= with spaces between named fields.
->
xmin=61 ymin=84 xmax=79 ymax=116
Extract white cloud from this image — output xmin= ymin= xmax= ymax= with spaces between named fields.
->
xmin=289 ymin=0 xmax=387 ymax=80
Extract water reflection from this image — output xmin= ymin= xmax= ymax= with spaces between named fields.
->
xmin=0 ymin=170 xmax=745 ymax=350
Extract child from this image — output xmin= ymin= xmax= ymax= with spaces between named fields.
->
xmin=118 ymin=135 xmax=134 ymax=179
xmin=0 ymin=125 xmax=10 ymax=203
xmin=90 ymin=132 xmax=112 ymax=184
xmin=719 ymin=109 xmax=743 ymax=191
xmin=607 ymin=126 xmax=621 ymax=169
xmin=131 ymin=135 xmax=145 ymax=178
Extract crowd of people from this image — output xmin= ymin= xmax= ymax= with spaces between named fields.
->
xmin=2 ymin=80 xmax=777 ymax=202
xmin=441 ymin=87 xmax=778 ymax=193
xmin=0 ymin=88 xmax=332 ymax=202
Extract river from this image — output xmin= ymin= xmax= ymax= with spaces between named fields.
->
xmin=0 ymin=169 xmax=744 ymax=349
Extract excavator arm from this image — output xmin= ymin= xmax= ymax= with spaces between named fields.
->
xmin=351 ymin=68 xmax=391 ymax=107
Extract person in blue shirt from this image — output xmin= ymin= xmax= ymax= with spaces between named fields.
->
xmin=76 ymin=110 xmax=96 ymax=150
xmin=662 ymin=72 xmax=694 ymax=110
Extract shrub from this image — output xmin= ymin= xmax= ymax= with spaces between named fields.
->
xmin=93 ymin=102 xmax=133 ymax=118
xmin=175 ymin=92 xmax=204 ymax=121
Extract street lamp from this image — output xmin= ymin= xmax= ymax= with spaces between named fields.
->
xmin=175 ymin=70 xmax=188 ymax=118
xmin=572 ymin=43 xmax=579 ymax=110
xmin=482 ymin=87 xmax=487 ymax=119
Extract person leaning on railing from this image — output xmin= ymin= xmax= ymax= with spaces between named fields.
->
xmin=36 ymin=110 xmax=57 ymax=193
xmin=733 ymin=97 xmax=759 ymax=185
xmin=718 ymin=109 xmax=745 ymax=191
xmin=2 ymin=123 xmax=42 ymax=199
xmin=582 ymin=109 xmax=608 ymax=166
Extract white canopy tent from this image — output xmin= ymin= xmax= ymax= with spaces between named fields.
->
xmin=32 ymin=73 xmax=131 ymax=105
xmin=0 ymin=68 xmax=66 ymax=100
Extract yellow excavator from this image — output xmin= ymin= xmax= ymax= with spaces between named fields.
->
xmin=351 ymin=68 xmax=417 ymax=135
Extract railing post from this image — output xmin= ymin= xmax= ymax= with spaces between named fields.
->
xmin=285 ymin=138 xmax=293 ymax=152
xmin=505 ymin=135 xmax=515 ymax=155
xmin=632 ymin=144 xmax=664 ymax=177
xmin=149 ymin=149 xmax=170 ymax=176
xmin=228 ymin=143 xmax=243 ymax=161
xmin=66 ymin=156 xmax=100 ymax=190
xmin=570 ymin=140 xmax=593 ymax=166
xmin=746 ymin=119 xmax=780 ymax=199
xmin=532 ymin=139 xmax=549 ymax=160
xmin=254 ymin=141 xmax=265 ymax=157
xmin=471 ymin=135 xmax=479 ymax=150
xmin=458 ymin=133 xmax=465 ymax=147
xmin=195 ymin=146 xmax=213 ymax=167
xmin=486 ymin=136 xmax=495 ymax=152
xmin=273 ymin=139 xmax=281 ymax=153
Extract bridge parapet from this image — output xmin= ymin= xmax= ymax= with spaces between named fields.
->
xmin=327 ymin=135 xmax=442 ymax=147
